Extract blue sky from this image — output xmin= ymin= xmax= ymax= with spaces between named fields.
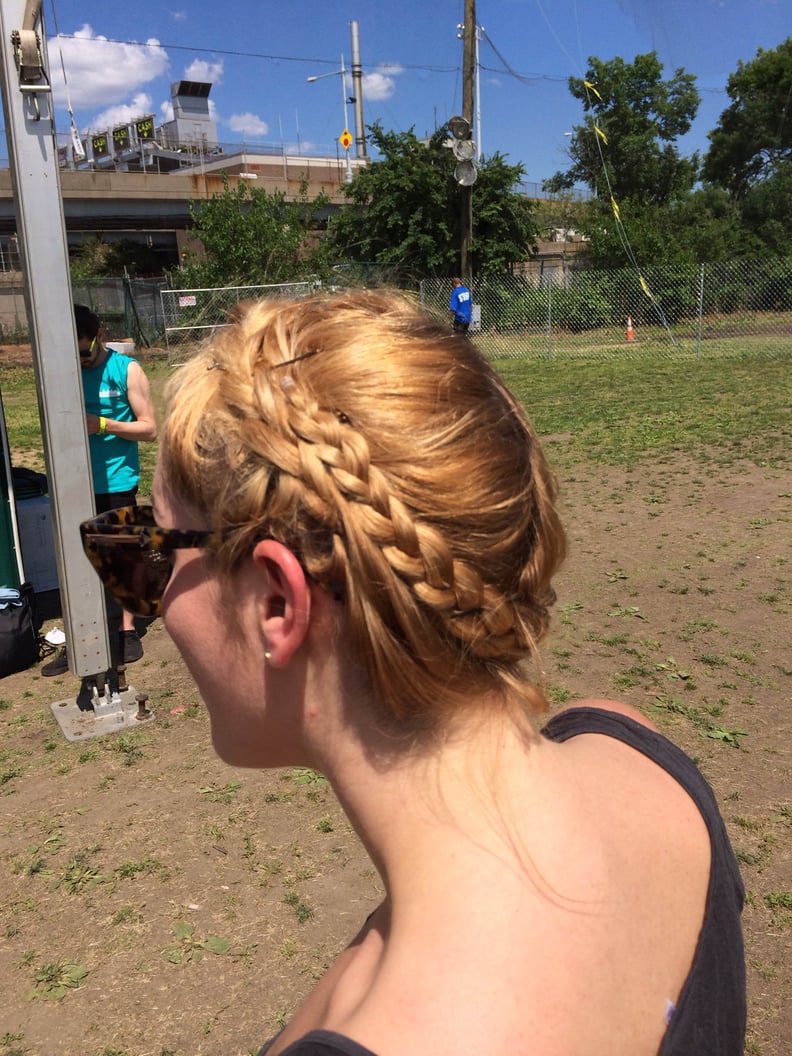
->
xmin=45 ymin=0 xmax=791 ymax=187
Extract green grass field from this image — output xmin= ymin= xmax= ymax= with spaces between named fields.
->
xmin=1 ymin=354 xmax=790 ymax=498
xmin=493 ymin=355 xmax=792 ymax=469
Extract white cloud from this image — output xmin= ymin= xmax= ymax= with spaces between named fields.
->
xmin=170 ymin=10 xmax=187 ymax=21
xmin=228 ymin=112 xmax=270 ymax=139
xmin=362 ymin=64 xmax=404 ymax=102
xmin=87 ymin=93 xmax=155 ymax=133
xmin=184 ymin=58 xmax=224 ymax=85
xmin=50 ymin=24 xmax=169 ymax=111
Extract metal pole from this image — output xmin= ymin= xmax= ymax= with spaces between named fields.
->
xmin=340 ymin=54 xmax=350 ymax=132
xmin=340 ymin=54 xmax=352 ymax=183
xmin=697 ymin=263 xmax=705 ymax=360
xmin=0 ymin=0 xmax=110 ymax=677
xmin=349 ymin=19 xmax=367 ymax=158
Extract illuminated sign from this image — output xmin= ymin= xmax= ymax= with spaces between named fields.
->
xmin=113 ymin=125 xmax=131 ymax=152
xmin=135 ymin=115 xmax=155 ymax=141
xmin=91 ymin=133 xmax=109 ymax=159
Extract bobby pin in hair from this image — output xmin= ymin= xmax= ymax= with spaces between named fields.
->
xmin=207 ymin=360 xmax=226 ymax=371
xmin=270 ymin=349 xmax=320 ymax=370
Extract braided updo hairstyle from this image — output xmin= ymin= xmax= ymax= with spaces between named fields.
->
xmin=161 ymin=289 xmax=566 ymax=730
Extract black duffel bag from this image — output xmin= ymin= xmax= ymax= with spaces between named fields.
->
xmin=0 ymin=582 xmax=40 ymax=678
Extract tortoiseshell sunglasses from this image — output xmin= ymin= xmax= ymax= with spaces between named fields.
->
xmin=79 ymin=504 xmax=233 ymax=618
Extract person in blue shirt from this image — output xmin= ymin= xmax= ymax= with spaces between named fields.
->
xmin=42 ymin=305 xmax=157 ymax=675
xmin=448 ymin=277 xmax=472 ymax=333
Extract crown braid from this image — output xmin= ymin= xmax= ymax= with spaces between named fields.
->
xmin=162 ymin=290 xmax=565 ymax=727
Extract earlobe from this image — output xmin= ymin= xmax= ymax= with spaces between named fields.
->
xmin=251 ymin=540 xmax=311 ymax=666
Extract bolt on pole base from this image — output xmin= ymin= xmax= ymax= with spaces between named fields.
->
xmin=49 ymin=674 xmax=155 ymax=742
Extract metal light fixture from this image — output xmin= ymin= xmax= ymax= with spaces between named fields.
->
xmin=447 ymin=114 xmax=477 ymax=184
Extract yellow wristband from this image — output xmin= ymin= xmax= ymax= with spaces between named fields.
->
xmin=98 ymin=416 xmax=107 ymax=435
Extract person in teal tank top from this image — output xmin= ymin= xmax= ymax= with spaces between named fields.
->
xmin=41 ymin=305 xmax=157 ymax=676
xmin=81 ymin=347 xmax=142 ymax=494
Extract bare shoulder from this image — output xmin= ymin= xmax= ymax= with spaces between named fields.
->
xmin=546 ymin=697 xmax=708 ymax=860
xmin=127 ymin=359 xmax=151 ymax=386
xmin=552 ymin=697 xmax=661 ymax=733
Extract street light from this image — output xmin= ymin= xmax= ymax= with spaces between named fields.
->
xmin=307 ymin=55 xmax=353 ymax=183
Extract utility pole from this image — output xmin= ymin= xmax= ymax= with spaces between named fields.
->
xmin=350 ymin=20 xmax=367 ymax=158
xmin=474 ymin=25 xmax=482 ymax=161
xmin=460 ymin=0 xmax=476 ymax=282
xmin=340 ymin=54 xmax=352 ymax=181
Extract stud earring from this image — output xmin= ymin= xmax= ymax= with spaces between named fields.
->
xmin=264 ymin=649 xmax=272 ymax=662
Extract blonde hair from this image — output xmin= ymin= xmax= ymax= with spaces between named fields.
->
xmin=161 ymin=289 xmax=565 ymax=730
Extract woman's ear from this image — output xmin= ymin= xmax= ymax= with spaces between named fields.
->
xmin=250 ymin=539 xmax=312 ymax=666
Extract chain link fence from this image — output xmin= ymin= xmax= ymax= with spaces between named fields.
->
xmin=421 ymin=258 xmax=792 ymax=361
xmin=72 ymin=277 xmax=167 ymax=348
xmin=3 ymin=259 xmax=791 ymax=364
xmin=160 ymin=280 xmax=318 ymax=363
xmin=0 ymin=276 xmax=167 ymax=347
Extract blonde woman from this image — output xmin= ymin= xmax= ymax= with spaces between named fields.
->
xmin=81 ymin=290 xmax=746 ymax=1056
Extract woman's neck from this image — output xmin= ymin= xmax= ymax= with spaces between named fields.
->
xmin=316 ymin=701 xmax=550 ymax=903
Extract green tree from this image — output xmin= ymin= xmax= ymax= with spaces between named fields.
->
xmin=69 ymin=236 xmax=113 ymax=284
xmin=546 ymin=52 xmax=699 ymax=205
xmin=671 ymin=186 xmax=763 ymax=262
xmin=179 ymin=175 xmax=329 ymax=287
xmin=702 ymin=38 xmax=792 ymax=198
xmin=69 ymin=236 xmax=165 ymax=283
xmin=738 ymin=162 xmax=792 ymax=256
xmin=581 ymin=186 xmax=762 ymax=269
xmin=327 ymin=123 xmax=538 ymax=276
xmin=545 ymin=53 xmax=702 ymax=267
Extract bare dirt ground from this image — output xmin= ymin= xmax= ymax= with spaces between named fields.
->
xmin=0 ymin=344 xmax=169 ymax=369
xmin=0 ymin=440 xmax=789 ymax=1055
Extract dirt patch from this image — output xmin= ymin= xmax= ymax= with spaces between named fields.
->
xmin=0 ymin=453 xmax=789 ymax=1056
xmin=0 ymin=345 xmax=170 ymax=370
xmin=0 ymin=343 xmax=33 ymax=368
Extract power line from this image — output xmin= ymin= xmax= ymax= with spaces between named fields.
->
xmin=53 ymin=33 xmax=458 ymax=75
xmin=480 ymin=28 xmax=562 ymax=86
xmin=478 ymin=62 xmax=567 ymax=85
xmin=53 ymin=30 xmax=729 ymax=96
xmin=479 ymin=27 xmax=728 ymax=95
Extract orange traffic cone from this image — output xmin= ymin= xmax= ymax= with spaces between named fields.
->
xmin=626 ymin=316 xmax=634 ymax=342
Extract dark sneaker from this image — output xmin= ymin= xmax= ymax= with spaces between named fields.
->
xmin=120 ymin=631 xmax=143 ymax=664
xmin=77 ymin=677 xmax=96 ymax=711
xmin=41 ymin=647 xmax=69 ymax=677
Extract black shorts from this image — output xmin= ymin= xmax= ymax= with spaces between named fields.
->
xmin=94 ymin=487 xmax=138 ymax=515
